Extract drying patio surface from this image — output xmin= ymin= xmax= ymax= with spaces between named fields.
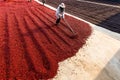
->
xmin=0 ymin=1 xmax=91 ymax=79
xmin=53 ymin=29 xmax=120 ymax=80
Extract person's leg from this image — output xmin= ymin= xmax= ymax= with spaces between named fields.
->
xmin=56 ymin=18 xmax=61 ymax=24
xmin=42 ymin=0 xmax=45 ymax=5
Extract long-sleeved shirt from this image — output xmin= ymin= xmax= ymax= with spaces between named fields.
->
xmin=56 ymin=5 xmax=65 ymax=19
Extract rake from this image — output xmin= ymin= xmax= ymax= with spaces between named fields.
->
xmin=63 ymin=18 xmax=78 ymax=38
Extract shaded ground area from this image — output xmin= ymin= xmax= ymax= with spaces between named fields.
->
xmin=0 ymin=1 xmax=91 ymax=79
xmin=98 ymin=13 xmax=120 ymax=33
xmin=45 ymin=0 xmax=120 ymax=33
xmin=95 ymin=49 xmax=120 ymax=80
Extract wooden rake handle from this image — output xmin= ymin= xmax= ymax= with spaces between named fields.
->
xmin=63 ymin=18 xmax=76 ymax=34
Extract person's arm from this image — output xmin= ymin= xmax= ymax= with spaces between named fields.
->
xmin=56 ymin=7 xmax=60 ymax=18
xmin=61 ymin=9 xmax=65 ymax=18
xmin=62 ymin=12 xmax=65 ymax=18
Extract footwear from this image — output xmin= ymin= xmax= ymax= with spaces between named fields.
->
xmin=55 ymin=21 xmax=60 ymax=26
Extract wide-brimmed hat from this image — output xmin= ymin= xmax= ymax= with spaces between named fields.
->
xmin=59 ymin=3 xmax=65 ymax=8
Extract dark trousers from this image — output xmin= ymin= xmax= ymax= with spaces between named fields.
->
xmin=42 ymin=0 xmax=45 ymax=4
xmin=56 ymin=18 xmax=61 ymax=24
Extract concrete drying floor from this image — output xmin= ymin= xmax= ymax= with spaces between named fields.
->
xmin=52 ymin=28 xmax=120 ymax=80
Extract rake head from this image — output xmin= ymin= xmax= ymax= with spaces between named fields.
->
xmin=69 ymin=32 xmax=78 ymax=39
